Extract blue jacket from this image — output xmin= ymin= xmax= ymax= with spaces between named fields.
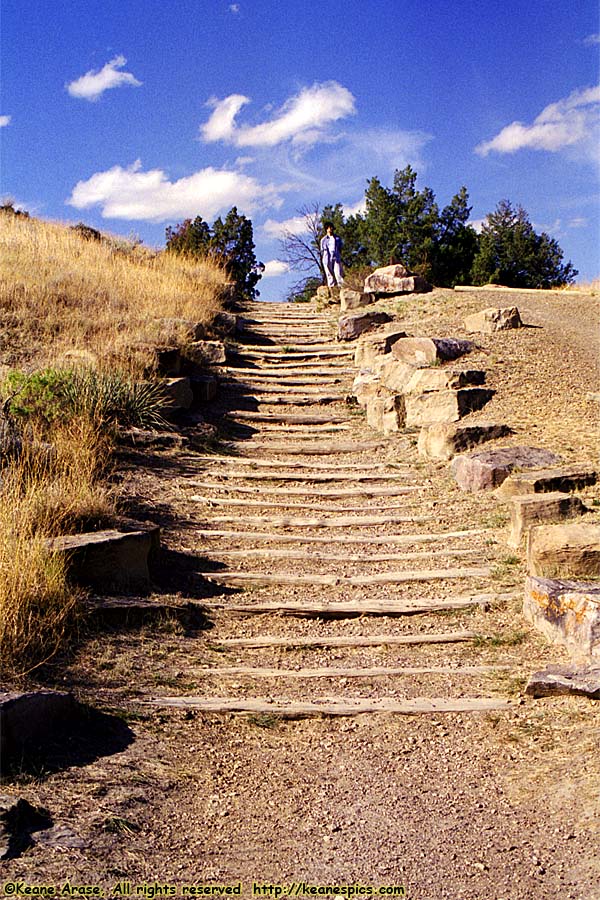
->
xmin=320 ymin=234 xmax=343 ymax=265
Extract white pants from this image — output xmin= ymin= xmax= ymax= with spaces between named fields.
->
xmin=324 ymin=259 xmax=344 ymax=287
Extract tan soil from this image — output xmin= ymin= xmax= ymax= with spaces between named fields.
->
xmin=2 ymin=289 xmax=600 ymax=900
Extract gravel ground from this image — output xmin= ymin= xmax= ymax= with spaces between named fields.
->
xmin=3 ymin=288 xmax=599 ymax=900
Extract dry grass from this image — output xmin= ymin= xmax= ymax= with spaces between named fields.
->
xmin=0 ymin=212 xmax=229 ymax=376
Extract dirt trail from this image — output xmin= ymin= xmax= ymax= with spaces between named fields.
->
xmin=4 ymin=291 xmax=600 ymax=900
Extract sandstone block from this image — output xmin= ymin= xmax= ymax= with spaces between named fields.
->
xmin=527 ymin=522 xmax=600 ymax=578
xmin=161 ymin=377 xmax=194 ymax=410
xmin=354 ymin=329 xmax=407 ymax=368
xmin=337 ymin=311 xmax=392 ymax=342
xmin=391 ymin=337 xmax=474 ymax=366
xmin=496 ymin=465 xmax=598 ymax=499
xmin=417 ymin=422 xmax=511 ymax=461
xmin=523 ymin=575 xmax=600 ymax=662
xmin=366 ymin=394 xmax=406 ymax=434
xmin=185 ymin=340 xmax=226 ymax=367
xmin=404 ymin=387 xmax=494 ymax=428
xmin=378 ymin=358 xmax=418 ymax=393
xmin=352 ymin=370 xmax=385 ymax=408
xmin=47 ymin=522 xmax=161 ymax=593
xmin=525 ymin=664 xmax=600 ymax=699
xmin=364 ymin=265 xmax=432 ymax=294
xmin=507 ymin=493 xmax=588 ymax=548
xmin=213 ymin=311 xmax=238 ymax=335
xmin=451 ymin=446 xmax=562 ymax=493
xmin=403 ymin=367 xmax=485 ymax=394
xmin=464 ymin=306 xmax=523 ymax=333
xmin=0 ymin=690 xmax=77 ymax=771
xmin=340 ymin=289 xmax=371 ymax=312
xmin=190 ymin=374 xmax=218 ymax=404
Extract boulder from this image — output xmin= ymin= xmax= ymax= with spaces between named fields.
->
xmin=523 ymin=575 xmax=600 ymax=662
xmin=340 ymin=289 xmax=372 ymax=312
xmin=403 ymin=367 xmax=486 ymax=394
xmin=366 ymin=394 xmax=406 ymax=434
xmin=451 ymin=446 xmax=562 ymax=493
xmin=527 ymin=522 xmax=600 ymax=578
xmin=525 ymin=665 xmax=600 ymax=699
xmin=189 ymin=374 xmax=218 ymax=404
xmin=464 ymin=306 xmax=523 ymax=333
xmin=337 ymin=311 xmax=392 ymax=342
xmin=0 ymin=691 xmax=78 ymax=772
xmin=352 ymin=370 xmax=385 ymax=408
xmin=364 ymin=265 xmax=432 ymax=295
xmin=184 ymin=340 xmax=226 ymax=367
xmin=378 ymin=358 xmax=418 ymax=393
xmin=404 ymin=387 xmax=494 ymax=428
xmin=391 ymin=337 xmax=474 ymax=366
xmin=418 ymin=422 xmax=512 ymax=461
xmin=161 ymin=377 xmax=194 ymax=410
xmin=507 ymin=492 xmax=588 ymax=548
xmin=496 ymin=465 xmax=598 ymax=499
xmin=354 ymin=329 xmax=407 ymax=368
xmin=213 ymin=311 xmax=238 ymax=335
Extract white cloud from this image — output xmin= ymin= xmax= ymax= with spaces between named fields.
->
xmin=262 ymin=259 xmax=290 ymax=277
xmin=468 ymin=219 xmax=486 ymax=233
xmin=0 ymin=115 xmax=11 ymax=127
xmin=343 ymin=198 xmax=366 ymax=217
xmin=67 ymin=55 xmax=142 ymax=102
xmin=475 ymin=85 xmax=600 ymax=160
xmin=67 ymin=160 xmax=282 ymax=222
xmin=262 ymin=215 xmax=310 ymax=238
xmin=200 ymin=81 xmax=356 ymax=148
xmin=229 ymin=3 xmax=240 ymax=12
xmin=583 ymin=33 xmax=600 ymax=45
xmin=568 ymin=216 xmax=588 ymax=228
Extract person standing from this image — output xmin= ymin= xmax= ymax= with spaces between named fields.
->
xmin=320 ymin=222 xmax=344 ymax=290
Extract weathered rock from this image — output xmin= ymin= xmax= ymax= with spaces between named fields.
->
xmin=525 ymin=664 xmax=600 ymax=699
xmin=47 ymin=522 xmax=161 ymax=593
xmin=507 ymin=492 xmax=588 ymax=548
xmin=340 ymin=288 xmax=371 ymax=312
xmin=352 ymin=370 xmax=385 ymax=408
xmin=451 ymin=446 xmax=562 ymax=492
xmin=366 ymin=394 xmax=406 ymax=434
xmin=316 ymin=285 xmax=332 ymax=301
xmin=391 ymin=337 xmax=474 ymax=366
xmin=496 ymin=465 xmax=598 ymax=499
xmin=403 ymin=367 xmax=486 ymax=394
xmin=184 ymin=340 xmax=226 ymax=367
xmin=523 ymin=575 xmax=600 ymax=662
xmin=213 ymin=311 xmax=238 ymax=335
xmin=354 ymin=329 xmax=407 ymax=368
xmin=364 ymin=265 xmax=432 ymax=295
xmin=378 ymin=358 xmax=418 ymax=393
xmin=190 ymin=374 xmax=218 ymax=404
xmin=464 ymin=306 xmax=523 ymax=334
xmin=337 ymin=311 xmax=392 ymax=342
xmin=418 ymin=422 xmax=512 ymax=461
xmin=158 ymin=318 xmax=206 ymax=343
xmin=0 ymin=795 xmax=53 ymax=858
xmin=142 ymin=345 xmax=182 ymax=377
xmin=528 ymin=522 xmax=600 ymax=578
xmin=0 ymin=691 xmax=77 ymax=773
xmin=404 ymin=387 xmax=494 ymax=428
xmin=161 ymin=377 xmax=194 ymax=410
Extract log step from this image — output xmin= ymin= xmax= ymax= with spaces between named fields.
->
xmin=191 ymin=483 xmax=421 ymax=497
xmin=189 ymin=456 xmax=403 ymax=470
xmin=204 ymin=592 xmax=496 ymax=616
xmin=203 ymin=546 xmax=480 ymax=562
xmin=143 ymin=696 xmax=512 ymax=717
xmin=199 ymin=566 xmax=491 ymax=587
xmin=197 ymin=471 xmax=415 ymax=482
xmin=197 ymin=527 xmax=490 ymax=545
xmin=216 ymin=441 xmax=385 ymax=455
xmin=192 ymin=663 xmax=511 ymax=678
xmin=213 ymin=630 xmax=477 ymax=649
xmin=225 ymin=412 xmax=349 ymax=423
xmin=203 ymin=513 xmax=432 ymax=527
xmin=195 ymin=499 xmax=419 ymax=513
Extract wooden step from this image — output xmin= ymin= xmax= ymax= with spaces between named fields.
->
xmin=216 ymin=441 xmax=384 ymax=455
xmin=225 ymin=412 xmax=349 ymax=423
xmin=197 ymin=527 xmax=490 ymax=545
xmin=219 ymin=367 xmax=354 ymax=377
xmin=196 ymin=471 xmax=415 ymax=482
xmin=203 ymin=546 xmax=480 ymax=562
xmin=199 ymin=566 xmax=491 ymax=587
xmin=192 ymin=663 xmax=511 ymax=678
xmin=194 ymin=498 xmax=419 ymax=513
xmin=204 ymin=592 xmax=494 ymax=616
xmin=241 ymin=394 xmax=346 ymax=405
xmin=203 ymin=513 xmax=432 ymax=527
xmin=143 ymin=696 xmax=512 ymax=717
xmin=189 ymin=456 xmax=403 ymax=470
xmin=213 ymin=630 xmax=477 ymax=649
xmin=191 ymin=483 xmax=420 ymax=498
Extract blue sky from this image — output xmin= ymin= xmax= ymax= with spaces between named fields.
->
xmin=1 ymin=0 xmax=599 ymax=300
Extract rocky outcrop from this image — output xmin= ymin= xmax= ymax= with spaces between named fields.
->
xmin=184 ymin=340 xmax=227 ymax=367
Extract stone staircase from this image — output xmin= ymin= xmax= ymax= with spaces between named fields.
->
xmin=146 ymin=300 xmax=515 ymax=719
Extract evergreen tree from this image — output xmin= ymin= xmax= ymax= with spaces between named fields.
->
xmin=430 ymin=187 xmax=479 ymax=286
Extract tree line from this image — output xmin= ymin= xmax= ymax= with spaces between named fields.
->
xmin=164 ymin=166 xmax=577 ymax=299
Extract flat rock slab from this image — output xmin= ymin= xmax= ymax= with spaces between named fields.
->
xmin=418 ymin=422 xmax=512 ymax=461
xmin=496 ymin=465 xmax=598 ymax=498
xmin=47 ymin=523 xmax=160 ymax=592
xmin=337 ymin=311 xmax=392 ymax=342
xmin=404 ymin=368 xmax=486 ymax=394
xmin=507 ymin=492 xmax=589 ymax=548
xmin=404 ymin=387 xmax=494 ymax=427
xmin=464 ymin=306 xmax=523 ymax=333
xmin=451 ymin=446 xmax=562 ymax=492
xmin=526 ymin=664 xmax=600 ymax=699
xmin=528 ymin=522 xmax=600 ymax=578
xmin=523 ymin=574 xmax=600 ymax=662
xmin=0 ymin=691 xmax=77 ymax=772
xmin=392 ymin=337 xmax=474 ymax=367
